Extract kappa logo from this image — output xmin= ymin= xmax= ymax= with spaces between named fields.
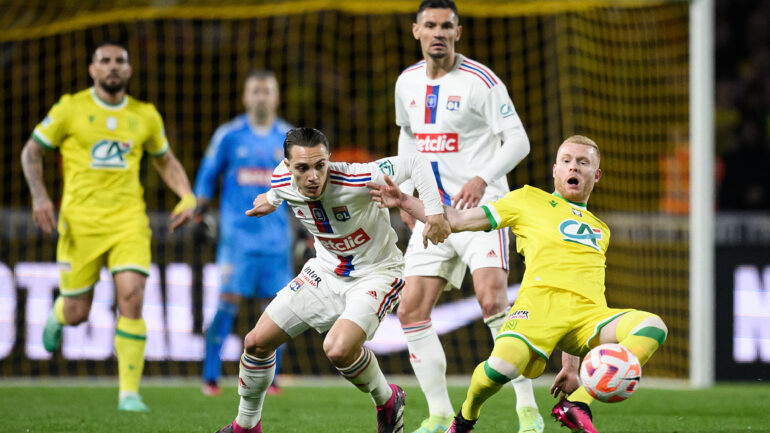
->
xmin=559 ymin=219 xmax=603 ymax=250
xmin=486 ymin=250 xmax=497 ymax=258
xmin=506 ymin=310 xmax=529 ymax=320
xmin=90 ymin=139 xmax=133 ymax=169
xmin=366 ymin=290 xmax=378 ymax=300
xmin=333 ymin=206 xmax=351 ymax=222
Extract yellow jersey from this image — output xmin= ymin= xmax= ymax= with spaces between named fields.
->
xmin=32 ymin=87 xmax=169 ymax=235
xmin=482 ymin=185 xmax=610 ymax=305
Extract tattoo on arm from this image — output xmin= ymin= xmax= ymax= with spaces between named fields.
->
xmin=20 ymin=140 xmax=50 ymax=202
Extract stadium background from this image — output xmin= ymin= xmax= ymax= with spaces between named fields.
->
xmin=0 ymin=0 xmax=690 ymax=380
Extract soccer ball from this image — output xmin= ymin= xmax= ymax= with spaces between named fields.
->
xmin=579 ymin=343 xmax=641 ymax=403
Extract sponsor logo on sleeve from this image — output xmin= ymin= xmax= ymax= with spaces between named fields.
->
xmin=288 ymin=277 xmax=304 ymax=292
xmin=500 ymin=103 xmax=513 ymax=118
xmin=559 ymin=219 xmax=603 ymax=250
xmin=378 ymin=159 xmax=395 ymax=177
xmin=415 ymin=133 xmax=459 ymax=153
xmin=300 ymin=266 xmax=322 ymax=286
xmin=317 ymin=228 xmax=371 ymax=252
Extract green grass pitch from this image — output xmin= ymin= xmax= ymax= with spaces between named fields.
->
xmin=1 ymin=383 xmax=768 ymax=432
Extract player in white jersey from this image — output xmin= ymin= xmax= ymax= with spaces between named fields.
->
xmin=213 ymin=127 xmax=451 ymax=433
xmin=394 ymin=2 xmax=543 ymax=432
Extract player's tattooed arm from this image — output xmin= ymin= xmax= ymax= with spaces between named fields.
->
xmin=368 ymin=175 xmax=490 ymax=233
xmin=20 ymin=138 xmax=56 ymax=234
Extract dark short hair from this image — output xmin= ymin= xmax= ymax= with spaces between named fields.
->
xmin=283 ymin=127 xmax=330 ymax=159
xmin=417 ymin=0 xmax=459 ymax=21
xmin=91 ymin=40 xmax=129 ymax=62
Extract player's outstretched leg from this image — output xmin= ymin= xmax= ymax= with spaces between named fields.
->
xmin=115 ymin=316 xmax=149 ymax=412
xmin=202 ymin=299 xmax=239 ymax=396
xmin=42 ymin=296 xmax=66 ymax=352
xmin=402 ymin=319 xmax=454 ymax=433
xmin=552 ymin=311 xmax=667 ymax=432
xmin=484 ymin=312 xmax=543 ymax=433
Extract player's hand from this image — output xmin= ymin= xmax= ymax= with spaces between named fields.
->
xmin=32 ymin=196 xmax=57 ymax=234
xmin=550 ymin=366 xmax=581 ymax=400
xmin=246 ymin=193 xmax=278 ymax=217
xmin=367 ymin=175 xmax=404 ymax=209
xmin=169 ymin=193 xmax=196 ymax=233
xmin=423 ymin=213 xmax=451 ymax=247
xmin=451 ymin=176 xmax=487 ymax=209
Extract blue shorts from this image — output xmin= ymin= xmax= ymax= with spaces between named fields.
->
xmin=217 ymin=245 xmax=292 ymax=299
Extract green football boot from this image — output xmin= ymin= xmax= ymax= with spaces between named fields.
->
xmin=517 ymin=406 xmax=544 ymax=433
xmin=413 ymin=414 xmax=454 ymax=433
xmin=42 ymin=310 xmax=63 ymax=352
xmin=118 ymin=395 xmax=150 ymax=412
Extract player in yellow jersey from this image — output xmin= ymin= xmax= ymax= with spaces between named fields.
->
xmin=20 ymin=41 xmax=197 ymax=412
xmin=369 ymin=135 xmax=668 ymax=433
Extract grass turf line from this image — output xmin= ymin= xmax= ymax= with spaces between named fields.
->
xmin=0 ymin=384 xmax=768 ymax=432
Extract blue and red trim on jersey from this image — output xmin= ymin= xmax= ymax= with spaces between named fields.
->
xmin=458 ymin=60 xmax=497 ymax=88
xmin=377 ymin=278 xmax=405 ymax=321
xmin=431 ymin=161 xmax=452 ymax=206
xmin=306 ymin=200 xmax=334 ymax=233
xmin=329 ymin=170 xmax=372 ymax=187
xmin=402 ymin=60 xmax=426 ymax=74
xmin=334 ymin=255 xmax=355 ymax=276
xmin=271 ymin=172 xmax=291 ymax=188
xmin=424 ymin=85 xmax=440 ymax=124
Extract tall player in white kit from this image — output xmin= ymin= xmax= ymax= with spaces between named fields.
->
xmin=213 ymin=127 xmax=451 ymax=433
xmin=395 ymin=2 xmax=543 ymax=433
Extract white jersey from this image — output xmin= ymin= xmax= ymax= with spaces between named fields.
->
xmin=266 ymin=155 xmax=443 ymax=278
xmin=395 ymin=53 xmax=525 ymax=205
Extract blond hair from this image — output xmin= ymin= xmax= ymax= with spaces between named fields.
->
xmin=561 ymin=135 xmax=600 ymax=164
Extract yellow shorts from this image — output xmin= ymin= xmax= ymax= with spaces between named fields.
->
xmin=496 ymin=286 xmax=631 ymax=378
xmin=56 ymin=225 xmax=151 ymax=296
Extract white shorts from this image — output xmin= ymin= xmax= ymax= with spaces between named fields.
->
xmin=404 ymin=220 xmax=510 ymax=290
xmin=265 ymin=258 xmax=405 ymax=340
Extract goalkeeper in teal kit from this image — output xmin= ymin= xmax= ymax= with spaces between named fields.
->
xmin=194 ymin=71 xmax=293 ymax=396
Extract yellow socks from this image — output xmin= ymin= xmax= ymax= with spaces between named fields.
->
xmin=53 ymin=296 xmax=66 ymax=324
xmin=114 ymin=316 xmax=147 ymax=394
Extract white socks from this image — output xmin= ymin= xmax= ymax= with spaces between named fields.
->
xmin=337 ymin=347 xmax=392 ymax=406
xmin=403 ymin=320 xmax=454 ymax=417
xmin=484 ymin=312 xmax=538 ymax=410
xmin=235 ymin=352 xmax=276 ymax=429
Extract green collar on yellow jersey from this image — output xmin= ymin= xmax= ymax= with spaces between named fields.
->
xmin=552 ymin=192 xmax=587 ymax=209
xmin=90 ymin=87 xmax=128 ymax=110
